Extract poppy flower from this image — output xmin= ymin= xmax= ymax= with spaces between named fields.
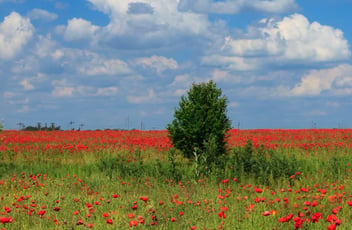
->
xmin=262 ymin=211 xmax=270 ymax=216
xmin=106 ymin=219 xmax=113 ymax=225
xmin=129 ymin=220 xmax=138 ymax=227
xmin=0 ymin=217 xmax=13 ymax=224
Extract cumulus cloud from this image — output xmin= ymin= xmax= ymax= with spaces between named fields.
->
xmin=65 ymin=0 xmax=210 ymax=49
xmin=48 ymin=48 xmax=132 ymax=75
xmin=77 ymin=56 xmax=132 ymax=76
xmin=51 ymin=80 xmax=119 ymax=97
xmin=134 ymin=56 xmax=178 ymax=74
xmin=27 ymin=8 xmax=58 ymax=21
xmin=0 ymin=12 xmax=34 ymax=59
xmin=204 ymin=14 xmax=350 ymax=71
xmin=128 ymin=2 xmax=154 ymax=14
xmin=61 ymin=17 xmax=99 ymax=41
xmin=178 ymin=0 xmax=298 ymax=14
xmin=290 ymin=64 xmax=352 ymax=96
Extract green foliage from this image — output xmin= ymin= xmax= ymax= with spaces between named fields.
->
xmin=167 ymin=80 xmax=231 ymax=162
xmin=230 ymin=140 xmax=299 ymax=185
xmin=0 ymin=120 xmax=3 ymax=131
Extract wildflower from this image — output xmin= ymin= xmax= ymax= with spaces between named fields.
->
xmin=129 ymin=220 xmax=138 ymax=227
xmin=106 ymin=219 xmax=113 ymax=225
xmin=139 ymin=196 xmax=148 ymax=202
xmin=0 ymin=217 xmax=13 ymax=224
xmin=262 ymin=211 xmax=270 ymax=216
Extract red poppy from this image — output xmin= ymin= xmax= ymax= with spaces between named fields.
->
xmin=139 ymin=197 xmax=148 ymax=202
xmin=106 ymin=219 xmax=113 ymax=225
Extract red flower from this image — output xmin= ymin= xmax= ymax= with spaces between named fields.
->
xmin=262 ymin=211 xmax=270 ymax=216
xmin=171 ymin=217 xmax=176 ymax=222
xmin=103 ymin=212 xmax=110 ymax=218
xmin=327 ymin=224 xmax=336 ymax=230
xmin=38 ymin=210 xmax=46 ymax=217
xmin=106 ymin=218 xmax=113 ymax=225
xmin=139 ymin=196 xmax=148 ymax=202
xmin=254 ymin=188 xmax=262 ymax=193
xmin=129 ymin=220 xmax=138 ymax=227
xmin=0 ymin=217 xmax=13 ymax=224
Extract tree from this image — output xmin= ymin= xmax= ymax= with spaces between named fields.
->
xmin=0 ymin=120 xmax=3 ymax=131
xmin=167 ymin=80 xmax=231 ymax=161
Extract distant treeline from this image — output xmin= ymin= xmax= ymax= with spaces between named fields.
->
xmin=21 ymin=125 xmax=61 ymax=131
xmin=18 ymin=122 xmax=61 ymax=131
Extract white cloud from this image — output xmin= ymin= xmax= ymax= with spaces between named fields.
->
xmin=78 ymin=56 xmax=132 ymax=75
xmin=20 ymin=79 xmax=34 ymax=90
xmin=51 ymin=79 xmax=119 ymax=97
xmin=209 ymin=14 xmax=350 ymax=71
xmin=27 ymin=8 xmax=58 ymax=21
xmin=134 ymin=55 xmax=178 ymax=74
xmin=70 ymin=0 xmax=210 ymax=49
xmin=52 ymin=86 xmax=75 ymax=97
xmin=290 ymin=64 xmax=352 ymax=96
xmin=61 ymin=17 xmax=99 ymax=41
xmin=35 ymin=34 xmax=57 ymax=58
xmin=49 ymin=48 xmax=132 ymax=75
xmin=96 ymin=87 xmax=118 ymax=96
xmin=202 ymin=55 xmax=259 ymax=71
xmin=0 ymin=12 xmax=34 ymax=59
xmin=178 ymin=0 xmax=298 ymax=14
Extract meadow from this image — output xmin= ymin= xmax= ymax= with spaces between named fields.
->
xmin=1 ymin=129 xmax=352 ymax=229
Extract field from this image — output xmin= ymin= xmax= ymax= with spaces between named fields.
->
xmin=1 ymin=129 xmax=352 ymax=229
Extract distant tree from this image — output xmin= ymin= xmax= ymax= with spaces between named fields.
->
xmin=167 ymin=80 xmax=231 ymax=162
xmin=0 ymin=120 xmax=3 ymax=131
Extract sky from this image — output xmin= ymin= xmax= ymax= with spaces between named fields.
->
xmin=1 ymin=0 xmax=352 ymax=130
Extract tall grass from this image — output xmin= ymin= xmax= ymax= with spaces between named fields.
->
xmin=0 ymin=141 xmax=352 ymax=229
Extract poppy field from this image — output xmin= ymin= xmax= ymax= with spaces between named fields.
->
xmin=1 ymin=129 xmax=352 ymax=229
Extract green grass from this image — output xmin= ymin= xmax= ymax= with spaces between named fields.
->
xmin=0 ymin=144 xmax=352 ymax=229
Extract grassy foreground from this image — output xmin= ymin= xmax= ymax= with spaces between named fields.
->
xmin=0 ymin=130 xmax=352 ymax=229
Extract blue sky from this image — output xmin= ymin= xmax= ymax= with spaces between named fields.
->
xmin=1 ymin=0 xmax=352 ymax=130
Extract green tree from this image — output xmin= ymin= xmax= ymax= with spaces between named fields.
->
xmin=167 ymin=80 xmax=231 ymax=162
xmin=0 ymin=120 xmax=3 ymax=131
